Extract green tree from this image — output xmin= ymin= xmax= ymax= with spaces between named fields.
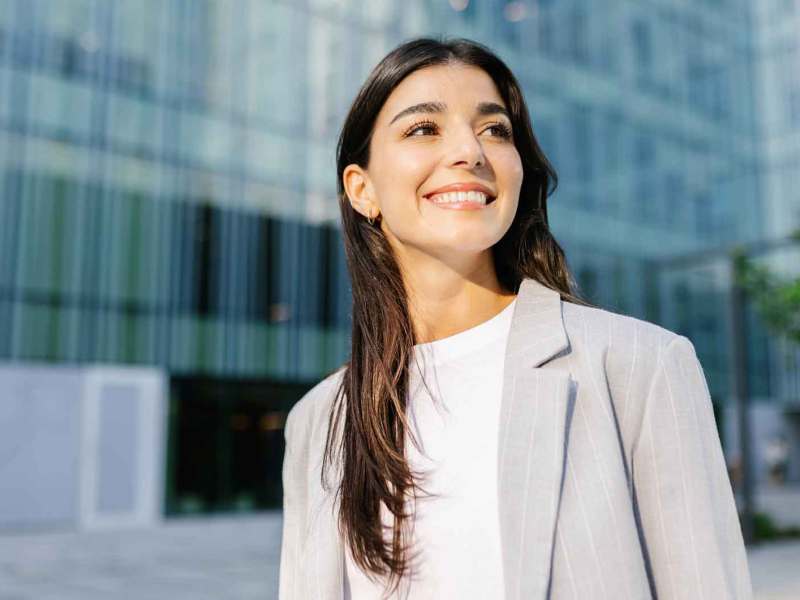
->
xmin=731 ymin=228 xmax=800 ymax=344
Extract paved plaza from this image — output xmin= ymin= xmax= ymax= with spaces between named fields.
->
xmin=0 ymin=514 xmax=282 ymax=600
xmin=0 ymin=511 xmax=798 ymax=599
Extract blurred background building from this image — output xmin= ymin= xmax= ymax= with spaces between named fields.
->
xmin=0 ymin=0 xmax=798 ymax=532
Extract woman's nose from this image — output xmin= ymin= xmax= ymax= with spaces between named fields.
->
xmin=447 ymin=128 xmax=486 ymax=169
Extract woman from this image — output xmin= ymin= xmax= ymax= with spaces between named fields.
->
xmin=279 ymin=36 xmax=753 ymax=599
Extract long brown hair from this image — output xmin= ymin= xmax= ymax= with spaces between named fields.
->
xmin=323 ymin=35 xmax=593 ymax=595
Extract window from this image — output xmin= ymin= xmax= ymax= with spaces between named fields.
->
xmin=603 ymin=110 xmax=623 ymax=170
xmin=495 ymin=1 xmax=522 ymax=50
xmin=166 ymin=376 xmax=314 ymax=514
xmin=631 ymin=18 xmax=652 ymax=87
xmin=789 ymin=86 xmax=800 ymax=128
xmin=634 ymin=134 xmax=654 ymax=168
xmin=693 ymin=193 xmax=713 ymax=237
xmin=663 ymin=172 xmax=684 ymax=228
xmin=569 ymin=7 xmax=589 ymax=65
xmin=673 ymin=281 xmax=692 ymax=336
xmin=578 ymin=265 xmax=598 ymax=300
xmin=194 ymin=203 xmax=216 ymax=316
xmin=537 ymin=7 xmax=555 ymax=56
xmin=573 ymin=107 xmax=592 ymax=181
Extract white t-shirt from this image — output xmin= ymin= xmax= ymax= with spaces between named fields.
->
xmin=344 ymin=298 xmax=516 ymax=599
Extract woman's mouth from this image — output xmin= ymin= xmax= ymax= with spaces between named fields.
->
xmin=424 ymin=190 xmax=497 ymax=210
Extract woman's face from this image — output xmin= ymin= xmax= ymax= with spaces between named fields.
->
xmin=344 ymin=62 xmax=523 ymax=262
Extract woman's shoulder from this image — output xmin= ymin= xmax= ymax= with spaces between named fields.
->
xmin=559 ymin=299 xmax=695 ymax=388
xmin=284 ymin=365 xmax=346 ymax=449
xmin=559 ymin=301 xmax=705 ymax=448
xmin=561 ymin=300 xmax=685 ymax=355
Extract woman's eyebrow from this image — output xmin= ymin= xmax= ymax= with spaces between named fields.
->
xmin=388 ymin=101 xmax=510 ymax=125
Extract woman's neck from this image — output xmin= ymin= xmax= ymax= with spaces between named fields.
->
xmin=401 ymin=255 xmax=516 ymax=345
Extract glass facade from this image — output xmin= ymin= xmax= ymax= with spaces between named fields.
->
xmin=749 ymin=1 xmax=800 ymax=406
xmin=0 ymin=0 xmax=797 ymax=510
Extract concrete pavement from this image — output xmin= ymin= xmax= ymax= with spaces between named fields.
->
xmin=748 ymin=539 xmax=800 ymax=600
xmin=0 ymin=514 xmax=282 ymax=600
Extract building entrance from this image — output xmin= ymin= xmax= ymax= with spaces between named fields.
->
xmin=166 ymin=376 xmax=313 ymax=515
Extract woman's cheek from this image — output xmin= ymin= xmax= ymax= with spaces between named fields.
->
xmin=502 ymin=149 xmax=524 ymax=183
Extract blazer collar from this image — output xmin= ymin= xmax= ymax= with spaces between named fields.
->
xmin=507 ymin=276 xmax=571 ymax=369
xmin=311 ymin=277 xmax=574 ymax=600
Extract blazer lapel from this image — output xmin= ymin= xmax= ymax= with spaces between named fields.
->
xmin=497 ymin=277 xmax=575 ymax=600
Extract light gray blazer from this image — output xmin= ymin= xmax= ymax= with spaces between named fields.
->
xmin=279 ymin=277 xmax=753 ymax=599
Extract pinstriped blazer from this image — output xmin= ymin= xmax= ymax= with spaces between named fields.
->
xmin=279 ymin=277 xmax=753 ymax=599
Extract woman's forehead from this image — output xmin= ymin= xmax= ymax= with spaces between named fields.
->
xmin=377 ymin=64 xmax=505 ymax=124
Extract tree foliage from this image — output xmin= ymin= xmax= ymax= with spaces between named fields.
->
xmin=731 ymin=229 xmax=800 ymax=344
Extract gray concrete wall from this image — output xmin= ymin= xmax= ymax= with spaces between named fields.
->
xmin=0 ymin=366 xmax=84 ymax=530
xmin=0 ymin=364 xmax=168 ymax=532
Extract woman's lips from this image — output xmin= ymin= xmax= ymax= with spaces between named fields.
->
xmin=423 ymin=192 xmax=497 ymax=211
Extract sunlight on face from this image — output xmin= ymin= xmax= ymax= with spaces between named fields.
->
xmin=366 ymin=62 xmax=523 ymax=260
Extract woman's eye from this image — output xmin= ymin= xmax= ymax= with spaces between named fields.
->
xmin=486 ymin=123 xmax=513 ymax=139
xmin=405 ymin=122 xmax=438 ymax=136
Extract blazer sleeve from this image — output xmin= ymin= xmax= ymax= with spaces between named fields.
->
xmin=631 ymin=335 xmax=753 ymax=600
xmin=279 ymin=405 xmax=307 ymax=600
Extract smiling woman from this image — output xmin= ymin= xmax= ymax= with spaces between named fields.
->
xmin=279 ymin=37 xmax=753 ymax=600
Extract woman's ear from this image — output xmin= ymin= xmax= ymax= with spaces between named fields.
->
xmin=343 ymin=164 xmax=380 ymax=220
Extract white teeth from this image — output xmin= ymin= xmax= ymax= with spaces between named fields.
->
xmin=429 ymin=191 xmax=489 ymax=205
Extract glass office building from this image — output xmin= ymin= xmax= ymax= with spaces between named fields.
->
xmin=0 ymin=0 xmax=797 ymax=523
